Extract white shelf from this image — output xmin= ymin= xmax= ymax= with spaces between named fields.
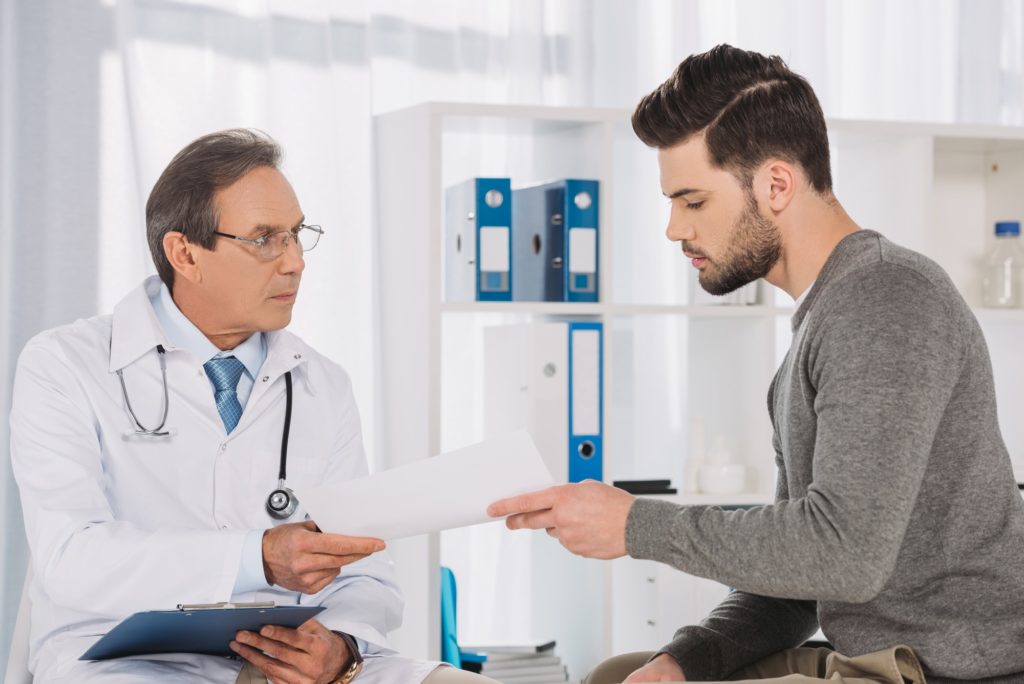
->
xmin=374 ymin=101 xmax=1024 ymax=674
xmin=441 ymin=302 xmax=794 ymax=317
xmin=829 ymin=118 xmax=1024 ymax=149
xmin=973 ymin=307 xmax=1024 ymax=323
xmin=612 ymin=304 xmax=792 ymax=318
xmin=638 ymin=492 xmax=773 ymax=506
xmin=440 ymin=301 xmax=604 ymax=316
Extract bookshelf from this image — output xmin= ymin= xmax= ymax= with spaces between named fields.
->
xmin=373 ymin=102 xmax=1024 ymax=679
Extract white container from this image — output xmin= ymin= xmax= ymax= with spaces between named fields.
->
xmin=981 ymin=221 xmax=1024 ymax=308
xmin=697 ymin=435 xmax=746 ymax=494
xmin=698 ymin=463 xmax=747 ymax=495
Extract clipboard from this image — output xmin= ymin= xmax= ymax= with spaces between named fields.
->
xmin=80 ymin=602 xmax=326 ymax=660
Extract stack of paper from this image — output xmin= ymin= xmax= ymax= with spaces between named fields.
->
xmin=461 ymin=641 xmax=569 ymax=684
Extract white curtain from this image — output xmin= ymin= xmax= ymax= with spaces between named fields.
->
xmin=2 ymin=0 xmax=1023 ymax=670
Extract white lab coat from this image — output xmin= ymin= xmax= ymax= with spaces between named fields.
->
xmin=10 ymin=277 xmax=439 ymax=683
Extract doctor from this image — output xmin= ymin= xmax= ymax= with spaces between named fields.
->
xmin=11 ymin=129 xmax=493 ymax=684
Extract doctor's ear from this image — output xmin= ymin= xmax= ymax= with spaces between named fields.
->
xmin=162 ymin=231 xmax=203 ymax=285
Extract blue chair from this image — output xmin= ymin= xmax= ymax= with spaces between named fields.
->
xmin=439 ymin=566 xmax=461 ymax=669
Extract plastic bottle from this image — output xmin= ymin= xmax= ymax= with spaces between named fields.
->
xmin=982 ymin=221 xmax=1024 ymax=308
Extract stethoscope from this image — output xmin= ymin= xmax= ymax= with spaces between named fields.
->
xmin=117 ymin=344 xmax=300 ymax=520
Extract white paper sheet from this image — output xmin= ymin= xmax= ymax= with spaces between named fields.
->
xmin=299 ymin=430 xmax=554 ymax=540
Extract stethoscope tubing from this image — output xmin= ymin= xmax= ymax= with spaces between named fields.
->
xmin=117 ymin=345 xmax=298 ymax=518
xmin=117 ymin=345 xmax=170 ymax=437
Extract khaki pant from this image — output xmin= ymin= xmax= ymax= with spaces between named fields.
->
xmin=584 ymin=645 xmax=926 ymax=684
xmin=235 ymin=661 xmax=498 ymax=683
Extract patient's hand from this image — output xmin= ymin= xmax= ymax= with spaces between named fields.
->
xmin=488 ymin=481 xmax=634 ymax=560
xmin=624 ymin=653 xmax=687 ymax=682
xmin=262 ymin=520 xmax=385 ymax=594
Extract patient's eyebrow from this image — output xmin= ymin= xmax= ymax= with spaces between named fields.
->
xmin=664 ymin=188 xmax=702 ymax=199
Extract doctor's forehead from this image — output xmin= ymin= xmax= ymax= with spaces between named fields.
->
xmin=215 ymin=166 xmax=303 ymax=233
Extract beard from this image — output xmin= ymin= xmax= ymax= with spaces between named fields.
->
xmin=693 ymin=193 xmax=782 ymax=296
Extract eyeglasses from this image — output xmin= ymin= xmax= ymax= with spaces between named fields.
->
xmin=214 ymin=224 xmax=324 ymax=260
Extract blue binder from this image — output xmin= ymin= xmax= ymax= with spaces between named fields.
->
xmin=444 ymin=178 xmax=513 ymax=302
xmin=567 ymin=321 xmax=603 ymax=481
xmin=511 ymin=179 xmax=599 ymax=303
xmin=80 ymin=604 xmax=325 ymax=660
xmin=483 ymin=320 xmax=604 ymax=484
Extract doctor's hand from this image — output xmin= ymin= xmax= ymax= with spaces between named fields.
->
xmin=263 ymin=520 xmax=385 ymax=594
xmin=231 ymin=618 xmax=350 ymax=684
xmin=623 ymin=653 xmax=687 ymax=682
xmin=487 ymin=480 xmax=635 ymax=559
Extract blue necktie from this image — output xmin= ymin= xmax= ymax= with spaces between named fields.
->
xmin=204 ymin=356 xmax=246 ymax=433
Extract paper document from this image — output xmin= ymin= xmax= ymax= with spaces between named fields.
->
xmin=300 ymin=430 xmax=554 ymax=540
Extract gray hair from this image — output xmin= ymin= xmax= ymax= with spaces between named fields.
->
xmin=145 ymin=128 xmax=282 ymax=289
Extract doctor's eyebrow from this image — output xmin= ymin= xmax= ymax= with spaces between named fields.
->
xmin=248 ymin=217 xmax=305 ymax=237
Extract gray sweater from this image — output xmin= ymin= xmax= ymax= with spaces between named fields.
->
xmin=626 ymin=231 xmax=1024 ymax=682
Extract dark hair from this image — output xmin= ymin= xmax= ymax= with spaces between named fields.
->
xmin=632 ymin=44 xmax=832 ymax=194
xmin=146 ymin=128 xmax=282 ymax=288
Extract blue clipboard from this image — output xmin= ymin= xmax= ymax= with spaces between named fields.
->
xmin=80 ymin=603 xmax=325 ymax=660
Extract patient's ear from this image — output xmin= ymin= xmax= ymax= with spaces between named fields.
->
xmin=755 ymin=159 xmax=797 ymax=214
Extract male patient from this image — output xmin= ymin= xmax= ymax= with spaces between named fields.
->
xmin=11 ymin=129 xmax=493 ymax=683
xmin=490 ymin=45 xmax=1024 ymax=683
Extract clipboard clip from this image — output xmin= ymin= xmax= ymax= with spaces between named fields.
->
xmin=176 ymin=601 xmax=276 ymax=611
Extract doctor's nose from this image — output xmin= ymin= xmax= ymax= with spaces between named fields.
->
xmin=278 ymin=238 xmax=306 ymax=275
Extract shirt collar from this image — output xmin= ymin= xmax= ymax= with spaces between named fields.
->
xmin=793 ymin=281 xmax=815 ymax=310
xmin=109 ymin=276 xmax=171 ymax=373
xmin=110 ymin=277 xmax=313 ymax=395
xmin=152 ymin=280 xmax=266 ymax=379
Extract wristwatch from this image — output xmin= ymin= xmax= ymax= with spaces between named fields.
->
xmin=330 ymin=631 xmax=364 ymax=683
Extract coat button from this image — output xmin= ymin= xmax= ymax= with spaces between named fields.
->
xmin=262 ymin=376 xmax=269 ymax=382
xmin=293 ymin=354 xmax=301 ymax=360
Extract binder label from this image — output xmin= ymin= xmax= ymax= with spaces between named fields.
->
xmin=570 ymin=328 xmax=600 ymax=435
xmin=568 ymin=228 xmax=596 ymax=273
xmin=479 ymin=226 xmax=510 ymax=272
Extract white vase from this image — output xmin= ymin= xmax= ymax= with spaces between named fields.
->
xmin=698 ymin=463 xmax=746 ymax=495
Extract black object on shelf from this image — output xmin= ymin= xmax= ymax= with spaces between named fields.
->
xmin=613 ymin=479 xmax=677 ymax=495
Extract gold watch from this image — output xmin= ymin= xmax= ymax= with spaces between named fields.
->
xmin=330 ymin=631 xmax=364 ymax=683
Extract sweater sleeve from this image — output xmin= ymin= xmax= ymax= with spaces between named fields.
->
xmin=657 ymin=590 xmax=818 ymax=680
xmin=633 ymin=448 xmax=819 ymax=679
xmin=624 ymin=264 xmax=965 ymax=673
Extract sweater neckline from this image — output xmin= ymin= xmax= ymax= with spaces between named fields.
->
xmin=790 ymin=229 xmax=878 ymax=331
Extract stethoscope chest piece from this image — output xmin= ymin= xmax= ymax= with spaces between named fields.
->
xmin=267 ymin=479 xmax=299 ymax=520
